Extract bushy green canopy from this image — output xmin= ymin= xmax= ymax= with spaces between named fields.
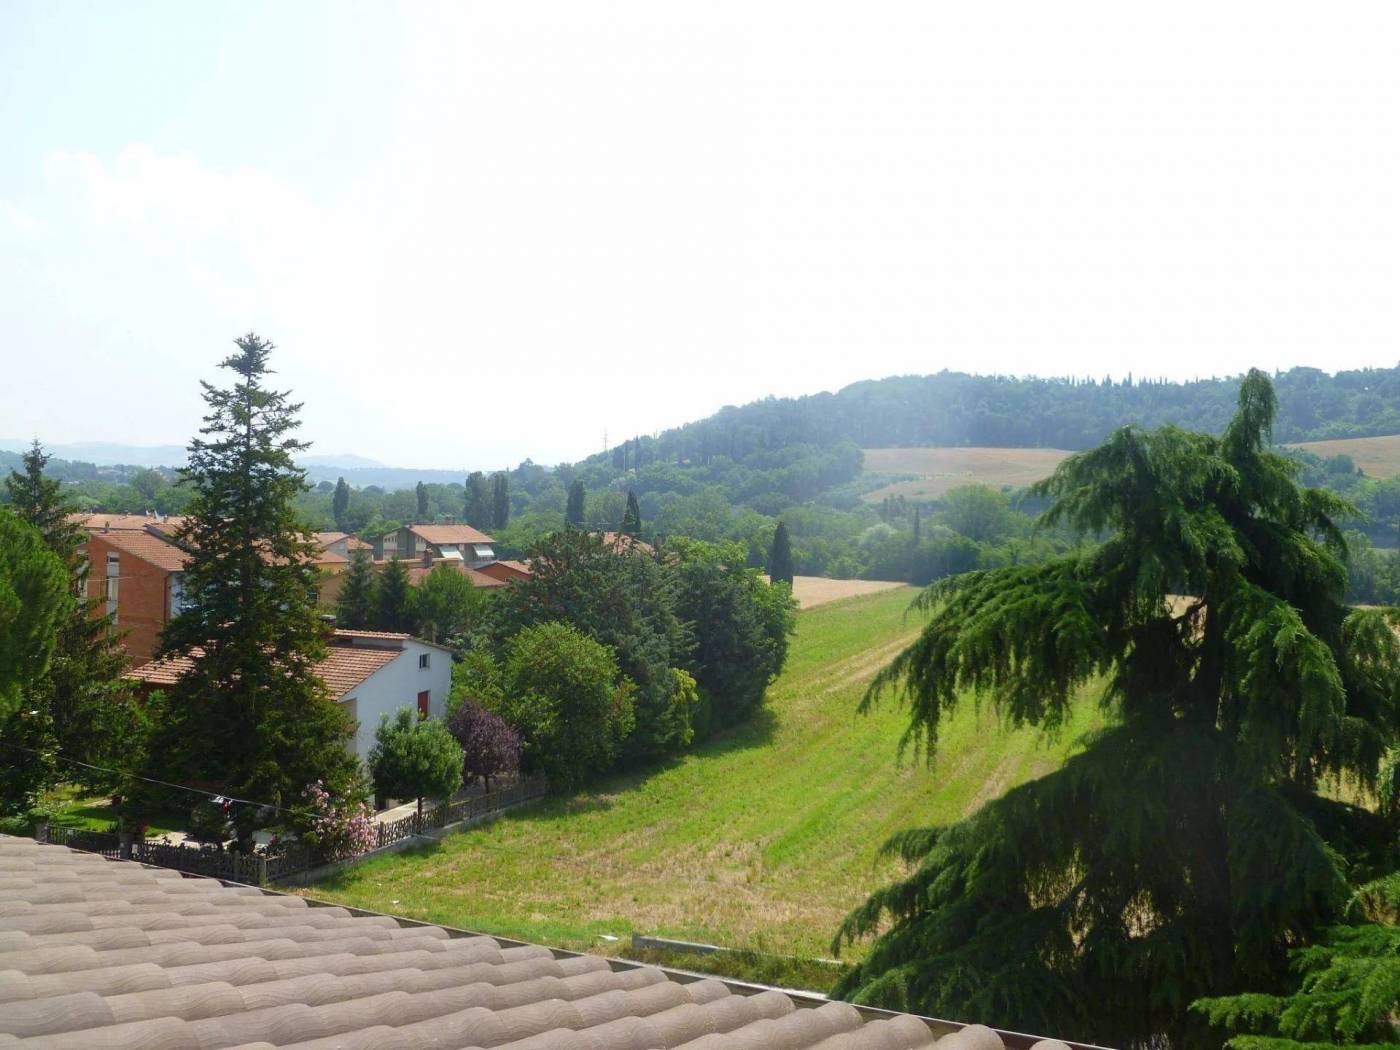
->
xmin=834 ymin=371 xmax=1400 ymax=1048
xmin=0 ymin=508 xmax=68 ymax=720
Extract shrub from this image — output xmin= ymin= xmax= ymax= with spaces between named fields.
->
xmin=296 ymin=780 xmax=376 ymax=861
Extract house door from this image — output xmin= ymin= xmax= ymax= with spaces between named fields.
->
xmin=417 ymin=691 xmax=430 ymax=718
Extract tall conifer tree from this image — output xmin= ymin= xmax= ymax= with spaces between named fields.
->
xmin=335 ymin=549 xmax=377 ymax=629
xmin=415 ymin=481 xmax=429 ymax=520
xmin=566 ymin=480 xmax=586 ymax=528
xmin=464 ymin=472 xmax=490 ymax=530
xmin=145 ymin=335 xmax=357 ymax=818
xmin=834 ymin=372 xmax=1400 ymax=1047
xmin=375 ymin=556 xmax=413 ymax=632
xmin=5 ymin=443 xmax=139 ymax=793
xmin=767 ymin=522 xmax=794 ymax=585
xmin=332 ymin=477 xmax=350 ymax=530
xmin=621 ymin=491 xmax=642 ymax=537
xmin=490 ymin=473 xmax=510 ymax=530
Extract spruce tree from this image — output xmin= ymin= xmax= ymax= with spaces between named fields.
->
xmin=145 ymin=334 xmax=358 ymax=820
xmin=415 ymin=480 xmax=429 ymax=520
xmin=767 ymin=522 xmax=794 ymax=585
xmin=621 ymin=490 xmax=642 ymax=537
xmin=335 ymin=549 xmax=377 ymax=629
xmin=566 ymin=480 xmax=586 ymax=528
xmin=490 ymin=472 xmax=510 ymax=530
xmin=375 ymin=556 xmax=413 ymax=632
xmin=833 ymin=371 xmax=1400 ymax=1048
xmin=5 ymin=443 xmax=140 ymax=793
xmin=332 ymin=477 xmax=350 ymax=530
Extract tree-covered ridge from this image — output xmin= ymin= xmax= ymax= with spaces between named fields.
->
xmin=833 ymin=371 xmax=1400 ymax=1048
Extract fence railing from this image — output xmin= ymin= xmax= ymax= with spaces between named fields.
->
xmin=36 ymin=774 xmax=548 ymax=885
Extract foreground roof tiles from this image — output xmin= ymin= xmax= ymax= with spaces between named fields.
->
xmin=0 ymin=835 xmax=1037 ymax=1050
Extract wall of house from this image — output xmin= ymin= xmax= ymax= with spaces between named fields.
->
xmin=84 ymin=533 xmax=171 ymax=666
xmin=339 ymin=639 xmax=452 ymax=763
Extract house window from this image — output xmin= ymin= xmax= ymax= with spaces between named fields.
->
xmin=418 ymin=653 xmax=430 ymax=670
xmin=105 ymin=553 xmax=120 ymax=620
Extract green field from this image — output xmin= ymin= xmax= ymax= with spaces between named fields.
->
xmin=301 ymin=587 xmax=1104 ymax=961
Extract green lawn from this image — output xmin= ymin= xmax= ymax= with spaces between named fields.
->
xmin=301 ymin=586 xmax=1104 ymax=960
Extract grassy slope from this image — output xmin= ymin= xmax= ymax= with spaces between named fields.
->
xmin=302 ymin=587 xmax=1103 ymax=959
xmin=860 ymin=447 xmax=1073 ymax=502
xmin=1288 ymin=434 xmax=1400 ymax=478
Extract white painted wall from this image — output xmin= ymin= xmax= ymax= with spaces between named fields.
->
xmin=339 ymin=639 xmax=452 ymax=764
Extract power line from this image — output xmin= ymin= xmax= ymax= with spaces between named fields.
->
xmin=0 ymin=740 xmax=300 ymax=818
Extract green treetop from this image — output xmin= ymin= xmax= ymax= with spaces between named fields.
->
xmin=368 ymin=707 xmax=463 ymax=822
xmin=464 ymin=471 xmax=490 ymax=530
xmin=834 ymin=371 xmax=1400 ymax=1048
xmin=146 ymin=334 xmax=358 ymax=817
xmin=375 ymin=557 xmax=413 ymax=632
xmin=566 ymin=479 xmax=586 ymax=528
xmin=767 ymin=521 xmax=794 ymax=585
xmin=621 ymin=490 xmax=642 ymax=537
xmin=0 ymin=509 xmax=67 ymax=721
xmin=335 ymin=548 xmax=377 ymax=629
xmin=332 ymin=477 xmax=350 ymax=529
xmin=415 ymin=481 xmax=429 ymax=520
xmin=491 ymin=472 xmax=510 ymax=530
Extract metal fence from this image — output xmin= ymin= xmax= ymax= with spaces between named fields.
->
xmin=37 ymin=775 xmax=547 ymax=885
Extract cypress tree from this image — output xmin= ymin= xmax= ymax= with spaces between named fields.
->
xmin=767 ymin=522 xmax=794 ymax=585
xmin=490 ymin=473 xmax=510 ymax=531
xmin=415 ymin=480 xmax=429 ymax=521
xmin=464 ymin=472 xmax=490 ymax=530
xmin=145 ymin=334 xmax=358 ymax=821
xmin=332 ymin=477 xmax=350 ymax=530
xmin=335 ymin=549 xmax=377 ymax=629
xmin=912 ymin=506 xmax=921 ymax=545
xmin=833 ymin=371 xmax=1400 ymax=1048
xmin=620 ymin=490 xmax=642 ymax=537
xmin=5 ymin=442 xmax=140 ymax=793
xmin=566 ymin=480 xmax=586 ymax=528
xmin=375 ymin=556 xmax=413 ymax=632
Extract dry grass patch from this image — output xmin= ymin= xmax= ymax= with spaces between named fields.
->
xmin=1287 ymin=434 xmax=1400 ymax=478
xmin=860 ymin=446 xmax=1073 ymax=502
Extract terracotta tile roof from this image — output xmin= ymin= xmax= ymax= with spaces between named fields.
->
xmin=404 ymin=561 xmax=507 ymax=588
xmin=333 ymin=628 xmax=412 ymax=640
xmin=93 ymin=529 xmax=190 ymax=573
xmin=475 ymin=559 xmax=531 ymax=583
xmin=0 ymin=834 xmax=1047 ymax=1050
xmin=126 ymin=634 xmax=401 ymax=698
xmin=314 ymin=531 xmax=371 ymax=551
xmin=404 ymin=523 xmax=495 ymax=545
xmin=70 ymin=512 xmax=187 ymax=532
xmin=314 ymin=550 xmax=350 ymax=566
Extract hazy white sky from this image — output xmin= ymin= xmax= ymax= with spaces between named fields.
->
xmin=2 ymin=2 xmax=1398 ymax=470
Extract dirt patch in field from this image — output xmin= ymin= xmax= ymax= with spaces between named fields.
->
xmin=772 ymin=576 xmax=909 ymax=609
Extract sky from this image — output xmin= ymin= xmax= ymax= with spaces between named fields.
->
xmin=2 ymin=2 xmax=1398 ymax=470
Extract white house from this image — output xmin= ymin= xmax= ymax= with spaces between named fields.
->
xmin=128 ymin=629 xmax=454 ymax=765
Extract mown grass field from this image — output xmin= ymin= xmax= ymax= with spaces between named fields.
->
xmin=1288 ymin=434 xmax=1400 ymax=478
xmin=301 ymin=587 xmax=1104 ymax=961
xmin=860 ymin=446 xmax=1073 ymax=502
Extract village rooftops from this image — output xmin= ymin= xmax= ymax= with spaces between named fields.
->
xmin=0 ymin=834 xmax=1082 ymax=1049
xmin=70 ymin=511 xmax=187 ymax=532
xmin=404 ymin=522 xmax=495 ymax=546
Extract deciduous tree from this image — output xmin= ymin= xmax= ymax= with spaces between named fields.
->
xmin=447 ymin=700 xmax=520 ymax=789
xmin=491 ymin=472 xmax=510 ymax=530
xmin=834 ymin=372 xmax=1400 ymax=1048
xmin=368 ymin=708 xmax=463 ymax=822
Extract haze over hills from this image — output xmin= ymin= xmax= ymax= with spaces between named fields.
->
xmin=11 ymin=364 xmax=1400 ymax=493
